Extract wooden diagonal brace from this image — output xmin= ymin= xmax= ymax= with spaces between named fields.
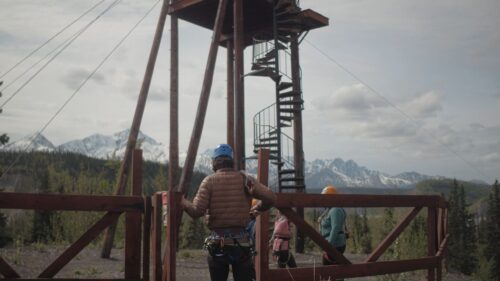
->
xmin=279 ymin=208 xmax=351 ymax=265
xmin=366 ymin=206 xmax=422 ymax=262
xmin=39 ymin=212 xmax=122 ymax=277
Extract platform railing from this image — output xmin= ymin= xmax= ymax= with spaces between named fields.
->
xmin=0 ymin=149 xmax=149 ymax=281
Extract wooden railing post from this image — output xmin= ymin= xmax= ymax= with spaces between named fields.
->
xmin=152 ymin=193 xmax=163 ymax=281
xmin=427 ymin=207 xmax=437 ymax=281
xmin=165 ymin=191 xmax=182 ymax=281
xmin=255 ymin=149 xmax=270 ymax=281
xmin=125 ymin=149 xmax=143 ymax=279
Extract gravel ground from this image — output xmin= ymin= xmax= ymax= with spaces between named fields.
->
xmin=0 ymin=245 xmax=472 ymax=280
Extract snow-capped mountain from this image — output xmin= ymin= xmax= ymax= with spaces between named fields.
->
xmin=58 ymin=129 xmax=167 ymax=162
xmin=2 ymin=130 xmax=438 ymax=188
xmin=3 ymin=133 xmax=56 ymax=152
xmin=304 ymin=158 xmax=435 ymax=189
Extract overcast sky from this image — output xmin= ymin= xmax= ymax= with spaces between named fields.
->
xmin=1 ymin=0 xmax=499 ymax=183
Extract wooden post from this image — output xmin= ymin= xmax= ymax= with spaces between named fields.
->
xmin=125 ymin=149 xmax=143 ymax=278
xmin=143 ymin=197 xmax=152 ymax=281
xmin=165 ymin=191 xmax=182 ymax=281
xmin=152 ymin=194 xmax=163 ymax=281
xmin=176 ymin=0 xmax=228 ymax=195
xmin=102 ymin=0 xmax=170 ymax=258
xmin=169 ymin=0 xmax=179 ymax=192
xmin=233 ymin=0 xmax=245 ymax=170
xmin=255 ymin=149 xmax=270 ymax=281
xmin=227 ymin=40 xmax=235 ymax=149
xmin=290 ymin=33 xmax=305 ymax=254
xmin=427 ymin=207 xmax=437 ymax=281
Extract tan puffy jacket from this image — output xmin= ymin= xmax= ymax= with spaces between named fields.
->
xmin=183 ymin=168 xmax=276 ymax=230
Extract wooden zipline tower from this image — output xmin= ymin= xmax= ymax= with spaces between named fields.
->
xmin=172 ymin=0 xmax=328 ymax=253
xmin=101 ymin=0 xmax=327 ymax=256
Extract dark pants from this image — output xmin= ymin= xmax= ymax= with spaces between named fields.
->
xmin=207 ymin=245 xmax=255 ymax=281
xmin=322 ymin=245 xmax=346 ymax=265
xmin=274 ymin=250 xmax=297 ymax=268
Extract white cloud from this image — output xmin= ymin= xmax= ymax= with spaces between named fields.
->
xmin=402 ymin=91 xmax=443 ymax=119
xmin=61 ymin=68 xmax=106 ymax=89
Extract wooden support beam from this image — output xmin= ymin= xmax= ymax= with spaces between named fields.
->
xmin=0 ymin=256 xmax=20 ymax=278
xmin=165 ymin=192 xmax=182 ymax=281
xmin=101 ymin=0 xmax=171 ymax=258
xmin=0 ymin=192 xmax=143 ymax=212
xmin=39 ymin=212 xmax=122 ymax=277
xmin=427 ymin=207 xmax=437 ymax=281
xmin=279 ymin=208 xmax=351 ymax=265
xmin=125 ymin=150 xmax=143 ymax=279
xmin=152 ymin=194 xmax=163 ymax=281
xmin=142 ymin=197 xmax=152 ymax=281
xmin=290 ymin=33 xmax=305 ymax=254
xmin=268 ymin=256 xmax=439 ymax=280
xmin=226 ymin=40 xmax=235 ymax=149
xmin=233 ymin=0 xmax=245 ymax=170
xmin=177 ymin=0 xmax=228 ymax=194
xmin=275 ymin=194 xmax=442 ymax=208
xmin=169 ymin=0 xmax=180 ymax=192
xmin=366 ymin=207 xmax=422 ymax=262
xmin=255 ymin=149 xmax=270 ymax=281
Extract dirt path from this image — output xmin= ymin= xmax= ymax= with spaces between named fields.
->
xmin=0 ymin=246 xmax=469 ymax=280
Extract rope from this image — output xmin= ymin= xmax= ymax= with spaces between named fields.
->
xmin=0 ymin=0 xmax=161 ymax=179
xmin=0 ymin=0 xmax=106 ymax=80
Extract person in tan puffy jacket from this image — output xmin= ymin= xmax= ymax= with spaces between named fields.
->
xmin=181 ymin=144 xmax=276 ymax=281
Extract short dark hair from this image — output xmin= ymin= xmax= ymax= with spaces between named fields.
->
xmin=212 ymin=156 xmax=234 ymax=171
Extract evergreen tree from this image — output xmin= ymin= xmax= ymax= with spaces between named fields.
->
xmin=350 ymin=211 xmax=361 ymax=253
xmin=31 ymin=168 xmax=53 ymax=242
xmin=448 ymin=179 xmax=478 ymax=275
xmin=359 ymin=208 xmax=372 ymax=254
xmin=484 ymin=180 xmax=500 ymax=279
xmin=380 ymin=208 xmax=396 ymax=256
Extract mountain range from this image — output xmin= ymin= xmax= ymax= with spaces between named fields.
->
xmin=2 ymin=130 xmax=443 ymax=188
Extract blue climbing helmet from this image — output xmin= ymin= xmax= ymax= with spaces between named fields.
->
xmin=212 ymin=144 xmax=233 ymax=160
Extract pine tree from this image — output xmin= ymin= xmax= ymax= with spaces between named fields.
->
xmin=484 ymin=180 xmax=500 ymax=279
xmin=359 ymin=208 xmax=372 ymax=254
xmin=448 ymin=179 xmax=478 ymax=275
xmin=32 ymin=168 xmax=53 ymax=242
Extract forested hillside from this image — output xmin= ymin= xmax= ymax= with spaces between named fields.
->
xmin=0 ymin=151 xmax=207 ymax=247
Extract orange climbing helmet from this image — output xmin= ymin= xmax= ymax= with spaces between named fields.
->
xmin=321 ymin=185 xmax=338 ymax=195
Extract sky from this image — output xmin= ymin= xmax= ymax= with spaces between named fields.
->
xmin=0 ymin=0 xmax=499 ymax=184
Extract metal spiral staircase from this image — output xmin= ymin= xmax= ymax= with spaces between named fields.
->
xmin=249 ymin=0 xmax=305 ymax=192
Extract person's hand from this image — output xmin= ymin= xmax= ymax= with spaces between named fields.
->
xmin=250 ymin=201 xmax=262 ymax=213
xmin=180 ymin=196 xmax=190 ymax=209
xmin=249 ymin=209 xmax=261 ymax=217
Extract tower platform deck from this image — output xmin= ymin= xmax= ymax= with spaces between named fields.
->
xmin=168 ymin=0 xmax=329 ymax=46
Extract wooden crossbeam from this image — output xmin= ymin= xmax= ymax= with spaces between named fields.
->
xmin=0 ymin=256 xmax=20 ymax=278
xmin=366 ymin=206 xmax=422 ymax=262
xmin=279 ymin=208 xmax=351 ymax=265
xmin=0 ymin=192 xmax=143 ymax=212
xmin=275 ymin=194 xmax=443 ymax=208
xmin=38 ymin=212 xmax=122 ymax=278
xmin=268 ymin=256 xmax=439 ymax=281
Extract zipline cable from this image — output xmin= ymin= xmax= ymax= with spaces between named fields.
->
xmin=1 ymin=27 xmax=84 ymax=93
xmin=0 ymin=0 xmax=123 ymax=110
xmin=0 ymin=0 xmax=162 ymax=179
xmin=304 ymin=39 xmax=487 ymax=180
xmin=0 ymin=0 xmax=106 ymax=80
